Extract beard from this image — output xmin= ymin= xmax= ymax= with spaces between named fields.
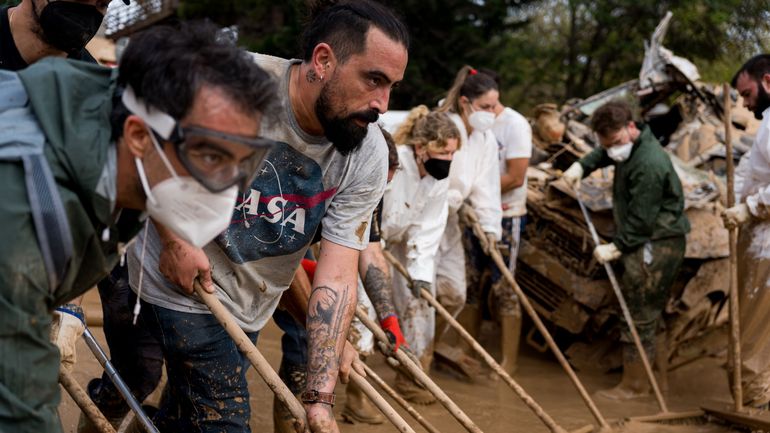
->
xmin=754 ymin=85 xmax=770 ymax=120
xmin=315 ymin=82 xmax=379 ymax=156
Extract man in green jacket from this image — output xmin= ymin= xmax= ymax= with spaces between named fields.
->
xmin=563 ymin=100 xmax=690 ymax=400
xmin=0 ymin=23 xmax=277 ymax=433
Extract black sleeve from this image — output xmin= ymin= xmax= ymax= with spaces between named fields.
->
xmin=368 ymin=199 xmax=383 ymax=243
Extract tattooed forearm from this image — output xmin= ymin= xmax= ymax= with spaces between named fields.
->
xmin=363 ymin=264 xmax=397 ymax=320
xmin=306 ymin=284 xmax=351 ymax=391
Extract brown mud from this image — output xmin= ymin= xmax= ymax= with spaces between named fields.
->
xmin=59 ymin=292 xmax=742 ymax=433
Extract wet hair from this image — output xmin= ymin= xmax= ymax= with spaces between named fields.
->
xmin=393 ymin=105 xmax=461 ymax=153
xmin=379 ymin=126 xmax=399 ymax=171
xmin=590 ymin=100 xmax=633 ymax=137
xmin=113 ymin=21 xmax=278 ymax=135
xmin=436 ymin=65 xmax=499 ymax=115
xmin=301 ymin=0 xmax=409 ymax=64
xmin=732 ymin=54 xmax=770 ymax=87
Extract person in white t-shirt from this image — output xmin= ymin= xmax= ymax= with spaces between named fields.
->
xmin=381 ymin=105 xmax=460 ymax=403
xmin=125 ymin=2 xmax=409 ymax=432
xmin=433 ymin=65 xmax=502 ymax=378
xmin=483 ymin=69 xmax=533 ymax=376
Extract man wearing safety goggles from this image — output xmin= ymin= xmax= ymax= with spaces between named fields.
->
xmin=0 ymin=22 xmax=277 ymax=433
xmin=126 ymin=1 xmax=409 ymax=432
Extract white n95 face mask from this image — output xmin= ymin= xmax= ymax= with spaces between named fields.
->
xmin=135 ymin=131 xmax=237 ymax=248
xmin=607 ymin=142 xmax=633 ymax=162
xmin=468 ymin=111 xmax=496 ymax=132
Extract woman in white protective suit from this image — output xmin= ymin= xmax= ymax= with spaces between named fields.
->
xmin=381 ymin=105 xmax=461 ymax=404
xmin=433 ymin=66 xmax=503 ymax=377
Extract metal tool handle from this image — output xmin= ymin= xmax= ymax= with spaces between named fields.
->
xmin=82 ymin=328 xmax=160 ymax=433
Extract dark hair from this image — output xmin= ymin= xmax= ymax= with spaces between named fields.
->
xmin=379 ymin=126 xmax=399 ymax=171
xmin=301 ymin=0 xmax=409 ymax=64
xmin=477 ymin=67 xmax=501 ymax=88
xmin=732 ymin=54 xmax=770 ymax=87
xmin=115 ymin=21 xmax=278 ymax=130
xmin=590 ymin=100 xmax=633 ymax=137
xmin=437 ymin=65 xmax=499 ymax=114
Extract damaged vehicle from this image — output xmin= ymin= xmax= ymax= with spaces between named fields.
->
xmin=515 ymin=12 xmax=757 ymax=373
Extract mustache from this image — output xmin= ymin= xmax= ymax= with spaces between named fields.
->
xmin=348 ymin=109 xmax=379 ymax=124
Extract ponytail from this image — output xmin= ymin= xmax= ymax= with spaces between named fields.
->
xmin=436 ymin=65 xmax=499 ymax=114
xmin=393 ymin=104 xmax=430 ymax=144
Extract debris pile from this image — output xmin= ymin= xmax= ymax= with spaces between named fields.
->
xmin=517 ymin=12 xmax=758 ymax=371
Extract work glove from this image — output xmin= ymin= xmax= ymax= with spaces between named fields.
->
xmin=593 ymin=243 xmax=622 ymax=264
xmin=722 ymin=203 xmax=752 ymax=229
xmin=380 ymin=314 xmax=407 ymax=353
xmin=411 ymin=279 xmax=430 ymax=299
xmin=562 ymin=162 xmax=584 ymax=190
xmin=50 ymin=304 xmax=86 ymax=373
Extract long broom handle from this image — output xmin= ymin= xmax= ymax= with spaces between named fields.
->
xmin=382 ymin=250 xmax=567 ymax=433
xmin=361 ymin=363 xmax=442 ymax=433
xmin=193 ymin=281 xmax=308 ymax=433
xmin=458 ymin=204 xmax=610 ymax=428
xmin=354 ymin=308 xmax=484 ymax=433
xmin=575 ymin=196 xmax=668 ymax=412
xmin=724 ymin=82 xmax=743 ymax=412
xmin=348 ymin=369 xmax=416 ymax=433
xmin=59 ymin=368 xmax=117 ymax=433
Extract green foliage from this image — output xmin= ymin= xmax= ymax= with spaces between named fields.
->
xmin=173 ymin=0 xmax=770 ymax=113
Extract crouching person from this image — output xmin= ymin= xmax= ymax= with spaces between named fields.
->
xmin=0 ymin=22 xmax=277 ymax=433
xmin=563 ymin=100 xmax=689 ymax=400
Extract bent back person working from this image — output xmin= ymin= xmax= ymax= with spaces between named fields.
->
xmin=0 ymin=22 xmax=278 ymax=433
xmin=563 ymin=100 xmax=689 ymax=400
xmin=127 ymin=1 xmax=409 ymax=432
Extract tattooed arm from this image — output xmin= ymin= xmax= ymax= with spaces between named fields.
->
xmin=358 ymin=242 xmax=397 ymax=320
xmin=305 ymin=239 xmax=359 ymax=432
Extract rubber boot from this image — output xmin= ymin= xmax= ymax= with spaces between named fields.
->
xmin=341 ymin=358 xmax=385 ymax=424
xmin=454 ymin=304 xmax=481 ymax=355
xmin=596 ymin=344 xmax=651 ymax=400
xmin=394 ymin=345 xmax=437 ymax=405
xmin=497 ymin=307 xmax=522 ymax=378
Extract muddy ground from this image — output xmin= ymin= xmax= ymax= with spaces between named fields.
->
xmin=58 ymin=291 xmax=744 ymax=433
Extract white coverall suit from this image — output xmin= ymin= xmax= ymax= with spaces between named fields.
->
xmin=733 ymin=106 xmax=770 ymax=406
xmin=435 ymin=113 xmax=503 ymax=315
xmin=382 ymin=145 xmax=450 ymax=358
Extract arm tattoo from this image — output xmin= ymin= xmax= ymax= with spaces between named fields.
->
xmin=363 ymin=264 xmax=397 ymax=320
xmin=306 ymin=284 xmax=350 ymax=390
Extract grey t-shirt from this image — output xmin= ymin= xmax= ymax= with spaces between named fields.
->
xmin=128 ymin=53 xmax=388 ymax=332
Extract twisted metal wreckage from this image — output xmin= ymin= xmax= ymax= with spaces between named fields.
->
xmin=516 ymin=12 xmax=751 ymax=374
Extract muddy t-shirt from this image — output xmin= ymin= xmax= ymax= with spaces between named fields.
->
xmin=128 ymin=53 xmax=388 ymax=332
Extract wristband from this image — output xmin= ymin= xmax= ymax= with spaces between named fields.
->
xmin=55 ymin=304 xmax=85 ymax=324
xmin=301 ymin=389 xmax=335 ymax=406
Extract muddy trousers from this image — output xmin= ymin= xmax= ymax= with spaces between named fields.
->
xmin=616 ymin=236 xmax=685 ymax=360
xmin=466 ymin=216 xmax=523 ymax=315
xmin=140 ymin=300 xmax=258 ymax=433
xmin=731 ymin=221 xmax=770 ymax=407
xmin=87 ymin=264 xmax=164 ymax=419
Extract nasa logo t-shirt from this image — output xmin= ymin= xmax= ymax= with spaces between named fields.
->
xmin=128 ymin=54 xmax=387 ymax=332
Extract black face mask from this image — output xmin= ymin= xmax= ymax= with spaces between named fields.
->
xmin=423 ymin=158 xmax=451 ymax=180
xmin=38 ymin=1 xmax=104 ymax=55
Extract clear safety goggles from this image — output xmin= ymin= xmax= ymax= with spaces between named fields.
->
xmin=121 ymin=85 xmax=274 ymax=193
xmin=164 ymin=126 xmax=275 ymax=193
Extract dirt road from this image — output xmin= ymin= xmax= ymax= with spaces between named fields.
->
xmin=58 ymin=310 xmax=743 ymax=433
